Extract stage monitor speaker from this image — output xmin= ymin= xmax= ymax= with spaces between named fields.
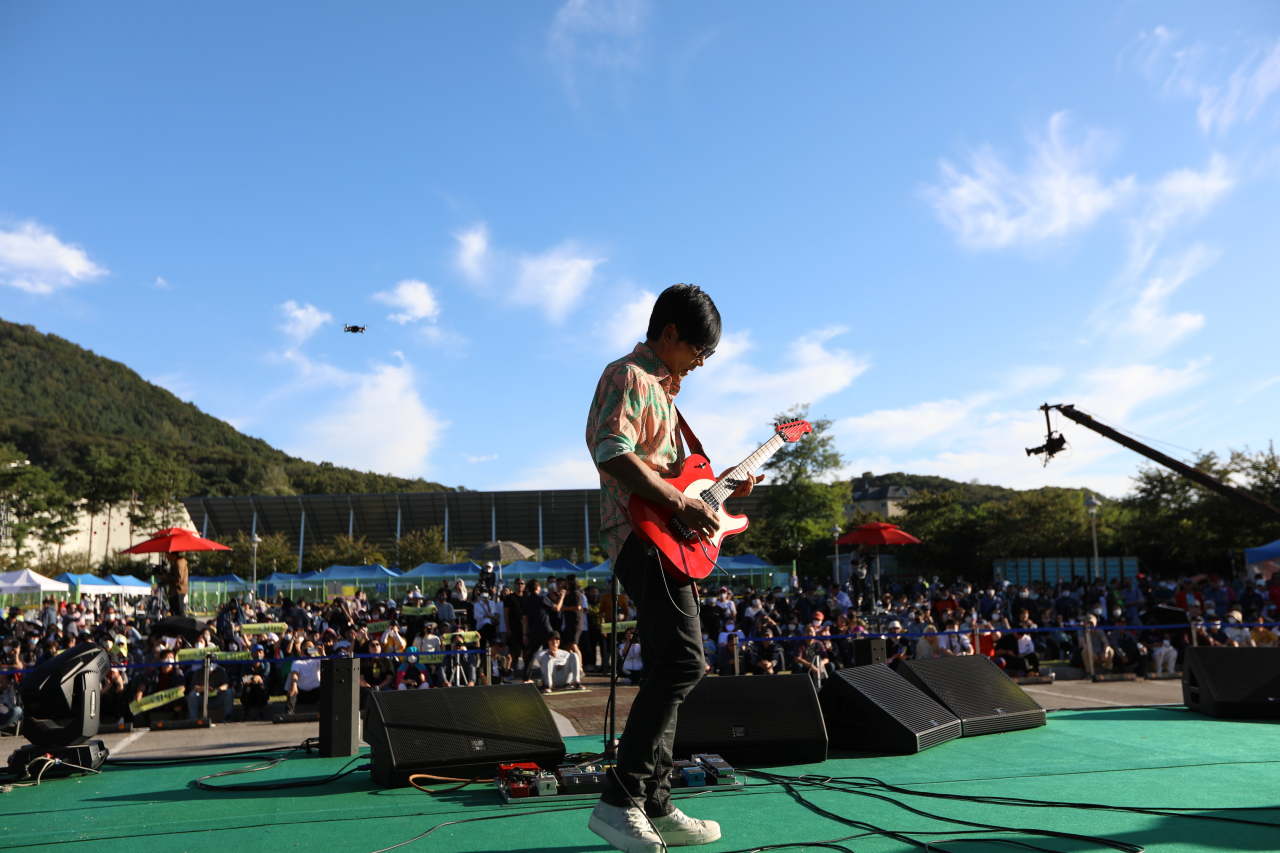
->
xmin=1183 ymin=647 xmax=1280 ymax=718
xmin=899 ymin=656 xmax=1045 ymax=736
xmin=850 ymin=638 xmax=886 ymax=667
xmin=320 ymin=657 xmax=359 ymax=757
xmin=364 ymin=684 xmax=565 ymax=788
xmin=672 ymin=675 xmax=827 ymax=767
xmin=820 ymin=664 xmax=961 ymax=754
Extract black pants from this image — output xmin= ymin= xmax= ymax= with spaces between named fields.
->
xmin=168 ymin=594 xmax=187 ymax=618
xmin=601 ymin=535 xmax=704 ymax=817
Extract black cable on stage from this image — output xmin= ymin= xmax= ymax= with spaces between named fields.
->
xmin=105 ymin=737 xmax=320 ymax=765
xmin=824 ymin=773 xmax=1280 ymax=829
xmin=744 ymin=769 xmax=1146 ymax=853
xmin=195 ymin=752 xmax=367 ymax=792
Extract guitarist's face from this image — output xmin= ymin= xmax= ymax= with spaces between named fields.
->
xmin=650 ymin=322 xmax=711 ymax=379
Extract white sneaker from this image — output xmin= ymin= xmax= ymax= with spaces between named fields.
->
xmin=588 ymin=800 xmax=664 ymax=853
xmin=650 ymin=808 xmax=721 ymax=846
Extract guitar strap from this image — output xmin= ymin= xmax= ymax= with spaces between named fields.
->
xmin=674 ymin=407 xmax=708 ymax=462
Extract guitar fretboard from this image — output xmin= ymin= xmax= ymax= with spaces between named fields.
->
xmin=704 ymin=434 xmax=787 ymax=505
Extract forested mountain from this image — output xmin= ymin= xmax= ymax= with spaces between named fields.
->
xmin=852 ymin=471 xmax=1081 ymax=505
xmin=0 ymin=317 xmax=453 ymax=498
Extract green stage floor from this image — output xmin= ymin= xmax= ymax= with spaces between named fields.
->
xmin=3 ymin=708 xmax=1279 ymax=853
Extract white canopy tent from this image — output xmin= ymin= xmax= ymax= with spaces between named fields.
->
xmin=0 ymin=569 xmax=71 ymax=595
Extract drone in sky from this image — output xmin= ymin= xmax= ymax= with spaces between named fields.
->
xmin=343 ymin=325 xmax=367 ymax=334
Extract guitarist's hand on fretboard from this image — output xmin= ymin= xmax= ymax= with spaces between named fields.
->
xmin=728 ymin=473 xmax=766 ymax=499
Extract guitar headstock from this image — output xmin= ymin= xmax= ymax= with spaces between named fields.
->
xmin=775 ymin=419 xmax=813 ymax=443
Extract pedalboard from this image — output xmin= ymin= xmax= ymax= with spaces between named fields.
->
xmin=497 ymin=754 xmax=742 ymax=804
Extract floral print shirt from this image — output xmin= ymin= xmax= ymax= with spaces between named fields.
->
xmin=585 ymin=342 xmax=685 ymax=562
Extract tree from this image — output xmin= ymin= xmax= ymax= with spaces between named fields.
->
xmin=301 ymin=535 xmax=387 ymax=574
xmin=191 ymin=531 xmax=294 ymax=579
xmin=740 ymin=404 xmax=848 ymax=576
xmin=0 ymin=444 xmax=75 ymax=569
xmin=395 ymin=526 xmax=448 ymax=569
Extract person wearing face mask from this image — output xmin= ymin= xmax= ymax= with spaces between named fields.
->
xmin=717 ymin=620 xmax=745 ymax=655
xmin=134 ymin=652 xmax=187 ymax=722
xmin=285 ymin=643 xmax=324 ymax=712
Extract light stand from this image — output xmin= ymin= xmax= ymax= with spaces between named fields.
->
xmin=1084 ymin=494 xmax=1101 ymax=584
xmin=831 ymin=524 xmax=841 ymax=589
xmin=250 ymin=532 xmax=262 ymax=593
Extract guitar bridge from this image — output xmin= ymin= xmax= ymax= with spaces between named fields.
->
xmin=668 ymin=515 xmax=698 ymax=541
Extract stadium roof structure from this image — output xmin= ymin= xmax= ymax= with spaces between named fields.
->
xmin=181 ymin=486 xmax=774 ymax=568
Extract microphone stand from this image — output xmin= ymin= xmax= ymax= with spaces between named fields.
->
xmin=608 ymin=573 xmax=619 ymax=751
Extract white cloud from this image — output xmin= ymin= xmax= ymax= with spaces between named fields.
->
xmin=1130 ymin=29 xmax=1280 ymax=135
xmin=601 ymin=288 xmax=655 ymax=350
xmin=154 ymin=276 xmax=171 ymax=290
xmin=515 ymin=242 xmax=605 ymax=323
xmin=278 ymin=300 xmax=333 ymax=343
xmin=927 ymin=112 xmax=1134 ymax=249
xmin=548 ymin=0 xmax=647 ymax=99
xmin=679 ymin=327 xmax=868 ymax=473
xmin=1125 ymin=153 xmax=1233 ymax=277
xmin=835 ymin=361 xmax=1209 ymax=495
xmin=290 ymin=358 xmax=446 ymax=478
xmin=0 ymin=221 xmax=106 ymax=294
xmin=453 ymin=223 xmax=490 ymax=282
xmin=465 ymin=453 xmax=498 ymax=464
xmin=1113 ymin=244 xmax=1216 ymax=349
xmin=374 ymin=279 xmax=441 ymax=325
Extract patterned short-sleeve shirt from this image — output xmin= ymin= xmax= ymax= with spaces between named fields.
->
xmin=585 ymin=342 xmax=685 ymax=562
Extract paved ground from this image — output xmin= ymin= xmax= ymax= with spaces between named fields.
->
xmin=1 ymin=670 xmax=1184 ymax=761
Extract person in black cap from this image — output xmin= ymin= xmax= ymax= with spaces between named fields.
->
xmin=239 ymin=644 xmax=273 ymax=721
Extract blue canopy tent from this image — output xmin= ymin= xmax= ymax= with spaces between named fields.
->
xmin=191 ymin=573 xmax=248 ymax=588
xmin=707 ymin=553 xmax=784 ymax=588
xmin=310 ymin=565 xmax=403 ymax=581
xmin=256 ymin=571 xmax=325 ymax=600
xmin=1245 ymin=538 xmax=1280 ymax=577
xmin=401 ymin=562 xmax=483 ymax=579
xmin=55 ymin=573 xmax=128 ymax=595
xmin=106 ymin=574 xmax=152 ymax=592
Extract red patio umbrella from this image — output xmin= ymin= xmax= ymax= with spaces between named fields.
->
xmin=122 ymin=529 xmax=231 ymax=555
xmin=837 ymin=522 xmax=922 ymax=546
xmin=835 ymin=522 xmax=922 ymax=603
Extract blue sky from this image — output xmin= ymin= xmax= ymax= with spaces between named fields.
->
xmin=2 ymin=2 xmax=1278 ymax=498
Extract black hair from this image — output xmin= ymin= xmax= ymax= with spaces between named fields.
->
xmin=646 ymin=284 xmax=721 ymax=352
xmin=547 ymin=630 xmax=561 ymax=641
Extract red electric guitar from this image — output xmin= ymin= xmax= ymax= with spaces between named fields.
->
xmin=629 ymin=419 xmax=813 ymax=581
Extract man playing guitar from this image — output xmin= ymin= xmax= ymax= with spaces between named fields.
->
xmin=585 ymin=284 xmax=760 ymax=853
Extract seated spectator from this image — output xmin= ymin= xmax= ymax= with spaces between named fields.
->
xmin=936 ymin=620 xmax=972 ymax=656
xmin=240 ymin=644 xmax=275 ymax=720
xmin=285 ymin=642 xmax=324 ymax=711
xmin=751 ymin=628 xmax=786 ymax=675
xmin=395 ymin=647 xmax=431 ymax=689
xmin=99 ymin=666 xmax=131 ymax=724
xmin=1250 ymin=615 xmax=1279 ymax=648
xmin=993 ymin=625 xmax=1038 ymax=676
xmin=1222 ymin=610 xmax=1252 ymax=647
xmin=0 ymin=671 xmax=21 ymax=732
xmin=1107 ymin=619 xmax=1148 ymax=677
xmin=133 ymin=650 xmax=187 ymax=721
xmin=441 ymin=634 xmax=480 ymax=688
xmin=1075 ymin=615 xmax=1115 ymax=670
xmin=717 ymin=632 xmax=754 ymax=676
xmin=1149 ymin=631 xmax=1177 ymax=674
xmin=619 ymin=628 xmax=643 ymax=685
xmin=717 ymin=619 xmax=745 ymax=663
xmin=883 ymin=622 xmax=909 ymax=666
xmin=187 ymin=659 xmax=234 ymax=723
xmin=915 ymin=625 xmax=941 ymax=660
xmin=974 ymin=621 xmax=1000 ymax=658
xmin=535 ymin=631 xmax=583 ymax=692
xmin=791 ymin=625 xmax=830 ymax=686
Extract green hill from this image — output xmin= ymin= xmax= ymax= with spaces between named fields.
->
xmin=0 ymin=317 xmax=453 ymax=497
xmin=852 ymin=471 xmax=1106 ymax=506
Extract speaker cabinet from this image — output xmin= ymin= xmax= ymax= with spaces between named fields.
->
xmin=820 ymin=664 xmax=961 ymax=754
xmin=1183 ymin=647 xmax=1280 ymax=718
xmin=320 ymin=657 xmax=360 ymax=757
xmin=364 ymin=684 xmax=565 ymax=787
xmin=850 ymin=638 xmax=886 ymax=667
xmin=672 ymin=675 xmax=827 ymax=767
xmin=899 ymin=656 xmax=1045 ymax=736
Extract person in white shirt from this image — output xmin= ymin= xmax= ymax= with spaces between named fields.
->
xmin=619 ymin=627 xmax=643 ymax=684
xmin=936 ymin=619 xmax=972 ymax=656
xmin=285 ymin=643 xmax=323 ymax=713
xmin=714 ymin=589 xmax=737 ymax=622
xmin=535 ymin=631 xmax=583 ymax=692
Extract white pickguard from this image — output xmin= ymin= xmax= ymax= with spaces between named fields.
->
xmin=682 ymin=478 xmax=748 ymax=548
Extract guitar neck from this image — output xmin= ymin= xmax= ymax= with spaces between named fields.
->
xmin=705 ymin=434 xmax=786 ymax=504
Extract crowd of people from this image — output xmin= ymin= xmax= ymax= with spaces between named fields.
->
xmin=2 ymin=562 xmax=1278 ymax=732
